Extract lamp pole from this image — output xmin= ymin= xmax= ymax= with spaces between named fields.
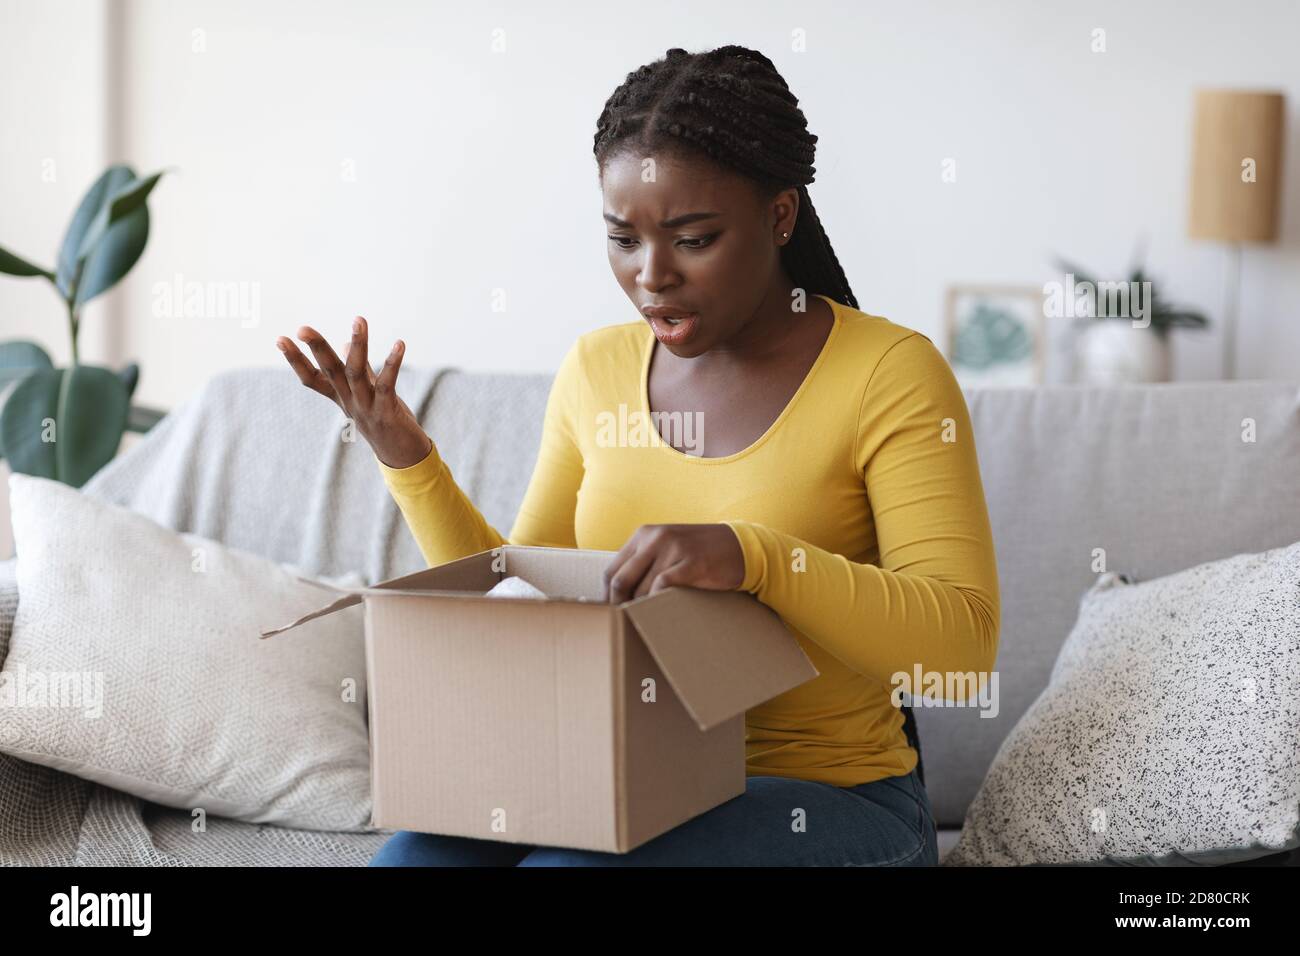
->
xmin=1221 ymin=242 xmax=1241 ymax=380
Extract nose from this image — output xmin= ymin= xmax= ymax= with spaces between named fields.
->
xmin=637 ymin=241 xmax=679 ymax=294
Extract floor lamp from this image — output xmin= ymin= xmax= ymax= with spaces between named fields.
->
xmin=1187 ymin=89 xmax=1285 ymax=380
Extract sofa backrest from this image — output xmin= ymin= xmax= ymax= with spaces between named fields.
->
xmin=81 ymin=366 xmax=553 ymax=587
xmin=82 ymin=369 xmax=1300 ymax=827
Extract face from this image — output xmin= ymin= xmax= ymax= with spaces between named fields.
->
xmin=601 ymin=149 xmax=798 ymax=357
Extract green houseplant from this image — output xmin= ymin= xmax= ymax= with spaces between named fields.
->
xmin=1052 ymin=253 xmax=1209 ymax=384
xmin=0 ymin=164 xmax=168 ymax=487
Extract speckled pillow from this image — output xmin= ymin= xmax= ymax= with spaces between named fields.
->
xmin=946 ymin=540 xmax=1300 ymax=866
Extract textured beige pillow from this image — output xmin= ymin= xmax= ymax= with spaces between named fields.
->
xmin=1 ymin=472 xmax=373 ymax=832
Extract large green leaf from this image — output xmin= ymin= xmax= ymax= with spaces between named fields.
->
xmin=0 ymin=339 xmax=53 ymax=404
xmin=0 ymin=365 xmax=129 ymax=487
xmin=0 ymin=244 xmax=54 ymax=279
xmin=0 ymin=341 xmax=56 ymax=458
xmin=0 ymin=340 xmax=53 ymax=377
xmin=56 ymin=165 xmax=136 ymax=298
xmin=75 ymin=203 xmax=150 ymax=308
xmin=71 ymin=170 xmax=165 ymax=270
xmin=117 ymin=362 xmax=140 ymax=400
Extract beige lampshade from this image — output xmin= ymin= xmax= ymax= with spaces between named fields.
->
xmin=1188 ymin=90 xmax=1285 ymax=242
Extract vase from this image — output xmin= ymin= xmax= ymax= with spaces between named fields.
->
xmin=1073 ymin=321 xmax=1171 ymax=384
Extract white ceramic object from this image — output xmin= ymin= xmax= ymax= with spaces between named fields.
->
xmin=1074 ymin=321 xmax=1171 ymax=384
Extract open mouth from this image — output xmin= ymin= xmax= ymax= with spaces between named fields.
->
xmin=647 ymin=312 xmax=700 ymax=344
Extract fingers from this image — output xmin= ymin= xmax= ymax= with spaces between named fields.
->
xmin=343 ymin=317 xmax=374 ymax=411
xmin=278 ymin=320 xmax=413 ymax=430
xmin=644 ymin=558 xmax=688 ymax=597
xmin=602 ymin=537 xmax=636 ymax=603
xmin=604 ymin=530 xmax=661 ymax=603
xmin=296 ymin=325 xmax=356 ymax=407
xmin=373 ymin=338 xmax=407 ymax=400
xmin=342 ymin=341 xmax=376 ymax=385
xmin=276 ymin=336 xmax=341 ymax=406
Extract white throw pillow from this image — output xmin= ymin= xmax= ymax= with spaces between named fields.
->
xmin=1 ymin=473 xmax=373 ymax=832
xmin=947 ymin=540 xmax=1300 ymax=866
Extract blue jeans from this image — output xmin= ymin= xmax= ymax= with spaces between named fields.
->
xmin=367 ymin=767 xmax=938 ymax=866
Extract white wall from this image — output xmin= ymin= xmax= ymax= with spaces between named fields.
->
xmin=0 ymin=0 xmax=111 ymax=361
xmin=2 ymin=0 xmax=1299 ymax=418
xmin=0 ymin=0 xmax=113 ymax=558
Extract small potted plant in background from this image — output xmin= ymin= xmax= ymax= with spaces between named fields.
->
xmin=0 ymin=163 xmax=168 ymax=488
xmin=1052 ymin=248 xmax=1209 ymax=385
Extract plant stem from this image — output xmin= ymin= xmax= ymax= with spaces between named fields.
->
xmin=67 ymin=297 xmax=79 ymax=366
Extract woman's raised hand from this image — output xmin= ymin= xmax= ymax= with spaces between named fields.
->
xmin=276 ymin=317 xmax=434 ymax=470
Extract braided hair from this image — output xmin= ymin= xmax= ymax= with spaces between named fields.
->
xmin=593 ymin=45 xmax=857 ymax=310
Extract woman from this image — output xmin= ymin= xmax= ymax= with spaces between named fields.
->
xmin=276 ymin=44 xmax=999 ymax=866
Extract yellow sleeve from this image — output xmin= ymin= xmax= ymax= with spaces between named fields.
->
xmin=374 ymin=339 xmax=586 ymax=568
xmin=721 ymin=332 xmax=1000 ymax=699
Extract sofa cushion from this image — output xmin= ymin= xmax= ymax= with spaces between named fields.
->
xmin=1 ymin=473 xmax=374 ymax=832
xmin=946 ymin=539 xmax=1300 ymax=865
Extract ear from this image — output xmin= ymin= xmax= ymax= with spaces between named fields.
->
xmin=770 ymin=186 xmax=800 ymax=242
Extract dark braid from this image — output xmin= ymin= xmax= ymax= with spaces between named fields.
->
xmin=593 ymin=45 xmax=857 ymax=310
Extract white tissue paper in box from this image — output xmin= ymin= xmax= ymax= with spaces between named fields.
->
xmin=484 ymin=575 xmax=548 ymax=599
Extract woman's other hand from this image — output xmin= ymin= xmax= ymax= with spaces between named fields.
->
xmin=603 ymin=523 xmax=746 ymax=603
xmin=276 ymin=317 xmax=434 ymax=470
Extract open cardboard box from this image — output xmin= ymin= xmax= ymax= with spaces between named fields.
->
xmin=262 ymin=545 xmax=819 ymax=853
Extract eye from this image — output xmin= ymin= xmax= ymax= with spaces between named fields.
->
xmin=679 ymin=233 xmax=718 ymax=249
xmin=606 ymin=234 xmax=719 ymax=250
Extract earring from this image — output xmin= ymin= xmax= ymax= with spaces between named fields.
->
xmin=781 ymin=231 xmax=789 ymax=240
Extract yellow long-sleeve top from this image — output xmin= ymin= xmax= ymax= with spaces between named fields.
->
xmin=375 ymin=293 xmax=1000 ymax=787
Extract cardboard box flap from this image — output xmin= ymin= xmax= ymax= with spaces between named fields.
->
xmin=622 ymin=588 xmax=819 ymax=732
xmin=260 ymin=546 xmax=613 ymax=638
xmin=260 ymin=558 xmax=490 ymax=639
xmin=260 ymin=589 xmax=365 ymax=638
xmin=496 ymin=545 xmax=616 ymax=599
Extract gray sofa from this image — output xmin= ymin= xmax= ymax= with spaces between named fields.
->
xmin=2 ymin=365 xmax=1298 ymax=866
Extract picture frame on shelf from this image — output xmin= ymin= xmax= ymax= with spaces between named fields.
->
xmin=943 ymin=285 xmax=1046 ymax=387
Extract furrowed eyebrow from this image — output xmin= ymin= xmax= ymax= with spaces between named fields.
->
xmin=603 ymin=211 xmax=721 ymax=229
